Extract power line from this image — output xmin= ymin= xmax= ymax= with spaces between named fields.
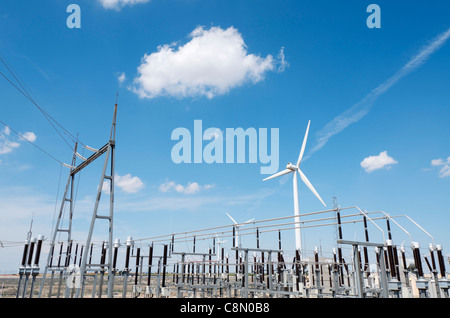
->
xmin=0 ymin=53 xmax=86 ymax=150
xmin=0 ymin=70 xmax=75 ymax=152
xmin=0 ymin=119 xmax=65 ymax=166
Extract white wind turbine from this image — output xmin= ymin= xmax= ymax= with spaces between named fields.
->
xmin=263 ymin=120 xmax=326 ymax=256
xmin=226 ymin=212 xmax=254 ymax=249
xmin=215 ymin=234 xmax=228 ymax=262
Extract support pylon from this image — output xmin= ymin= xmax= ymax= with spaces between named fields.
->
xmin=38 ymin=145 xmax=78 ymax=298
xmin=76 ymin=102 xmax=117 ymax=298
xmin=38 ymin=102 xmax=118 ymax=298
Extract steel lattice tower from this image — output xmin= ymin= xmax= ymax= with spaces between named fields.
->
xmin=39 ymin=102 xmax=118 ymax=298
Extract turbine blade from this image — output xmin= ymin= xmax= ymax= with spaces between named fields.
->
xmin=297 ymin=120 xmax=311 ymax=167
xmin=298 ymin=169 xmax=327 ymax=207
xmin=243 ymin=218 xmax=255 ymax=225
xmin=262 ymin=169 xmax=293 ymax=181
xmin=226 ymin=212 xmax=237 ymax=224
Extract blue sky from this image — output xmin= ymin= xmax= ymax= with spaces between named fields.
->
xmin=0 ymin=0 xmax=449 ymax=273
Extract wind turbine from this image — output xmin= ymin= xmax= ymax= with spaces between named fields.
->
xmin=263 ymin=120 xmax=326 ymax=255
xmin=215 ymin=234 xmax=228 ymax=263
xmin=226 ymin=212 xmax=254 ymax=248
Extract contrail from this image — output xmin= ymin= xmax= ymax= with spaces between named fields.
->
xmin=308 ymin=27 xmax=450 ymax=157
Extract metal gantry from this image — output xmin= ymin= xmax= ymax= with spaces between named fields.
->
xmin=37 ymin=102 xmax=118 ymax=299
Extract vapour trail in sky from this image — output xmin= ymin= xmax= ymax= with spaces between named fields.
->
xmin=308 ymin=27 xmax=450 ymax=158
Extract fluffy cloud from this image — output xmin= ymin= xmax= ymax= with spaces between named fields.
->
xmin=98 ymin=0 xmax=150 ymax=10
xmin=132 ymin=26 xmax=284 ymax=99
xmin=159 ymin=180 xmax=215 ymax=195
xmin=360 ymin=151 xmax=398 ymax=173
xmin=431 ymin=157 xmax=450 ymax=178
xmin=0 ymin=126 xmax=36 ymax=155
xmin=21 ymin=131 xmax=37 ymax=143
xmin=102 ymin=173 xmax=144 ymax=193
xmin=117 ymin=72 xmax=126 ymax=85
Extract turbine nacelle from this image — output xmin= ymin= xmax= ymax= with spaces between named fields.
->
xmin=286 ymin=162 xmax=298 ymax=171
xmin=263 ymin=120 xmax=326 ymax=208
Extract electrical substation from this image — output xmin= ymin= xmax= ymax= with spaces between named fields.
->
xmin=10 ymin=105 xmax=450 ymax=299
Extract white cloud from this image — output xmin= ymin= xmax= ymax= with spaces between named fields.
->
xmin=117 ymin=72 xmax=126 ymax=85
xmin=430 ymin=157 xmax=450 ymax=178
xmin=177 ymin=183 xmax=201 ymax=195
xmin=0 ymin=126 xmax=36 ymax=155
xmin=431 ymin=158 xmax=445 ymax=166
xmin=0 ymin=126 xmax=20 ymax=155
xmin=159 ymin=180 xmax=215 ymax=195
xmin=116 ymin=173 xmax=144 ymax=193
xmin=21 ymin=131 xmax=37 ymax=143
xmin=277 ymin=46 xmax=288 ymax=72
xmin=0 ymin=140 xmax=20 ymax=155
xmin=158 ymin=180 xmax=175 ymax=193
xmin=102 ymin=173 xmax=144 ymax=193
xmin=439 ymin=165 xmax=450 ymax=178
xmin=132 ymin=26 xmax=284 ymax=99
xmin=98 ymin=0 xmax=150 ymax=10
xmin=360 ymin=151 xmax=398 ymax=173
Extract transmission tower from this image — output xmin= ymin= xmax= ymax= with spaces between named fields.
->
xmin=39 ymin=102 xmax=118 ymax=298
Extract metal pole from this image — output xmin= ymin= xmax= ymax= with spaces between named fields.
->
xmin=111 ymin=239 xmax=119 ymax=296
xmin=122 ymin=237 xmax=133 ymax=298
xmin=400 ymin=244 xmax=409 ymax=287
xmin=436 ymin=244 xmax=447 ymax=278
xmin=107 ymin=128 xmax=116 ymax=299
xmin=29 ymin=235 xmax=43 ymax=298
xmin=22 ymin=237 xmax=36 ymax=298
xmin=243 ymin=249 xmax=249 ymax=297
xmin=134 ymin=247 xmax=141 ymax=287
xmin=148 ymin=244 xmax=153 ymax=287
xmin=16 ymin=240 xmax=29 ymax=298
xmin=56 ymin=242 xmax=64 ymax=298
xmin=267 ymin=252 xmax=273 ymax=295
xmin=98 ymin=241 xmax=107 ymax=298
xmin=162 ymin=245 xmax=168 ymax=288
xmin=48 ymin=244 xmax=56 ymax=298
xmin=39 ymin=147 xmax=77 ymax=298
xmin=429 ymin=244 xmax=441 ymax=298
xmin=436 ymin=244 xmax=449 ymax=298
xmin=363 ymin=216 xmax=370 ymax=272
xmin=378 ymin=246 xmax=389 ymax=298
xmin=156 ymin=257 xmax=162 ymax=298
xmin=353 ymin=244 xmax=364 ymax=298
xmin=331 ymin=248 xmax=339 ymax=296
xmin=412 ymin=241 xmax=428 ymax=297
xmin=314 ymin=246 xmax=322 ymax=297
xmin=336 ymin=210 xmax=344 ymax=285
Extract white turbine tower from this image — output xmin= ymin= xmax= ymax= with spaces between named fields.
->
xmin=226 ymin=212 xmax=254 ymax=248
xmin=215 ymin=234 xmax=228 ymax=263
xmin=263 ymin=120 xmax=326 ymax=256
